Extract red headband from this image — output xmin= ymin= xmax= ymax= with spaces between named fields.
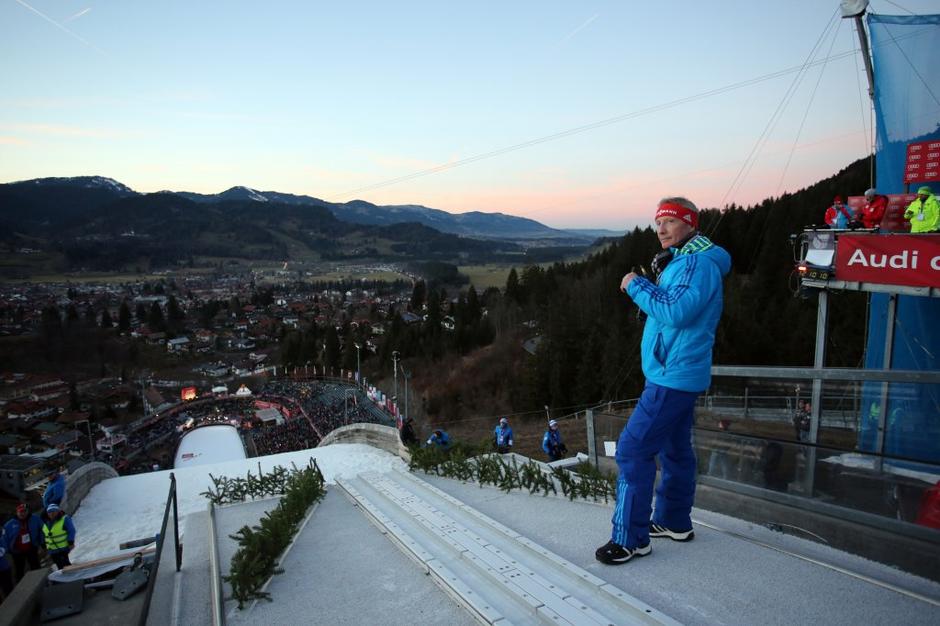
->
xmin=655 ymin=202 xmax=698 ymax=228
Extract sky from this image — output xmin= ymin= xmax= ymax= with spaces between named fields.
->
xmin=0 ymin=0 xmax=936 ymax=230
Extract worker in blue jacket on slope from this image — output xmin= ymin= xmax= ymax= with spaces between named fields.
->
xmin=542 ymin=420 xmax=567 ymax=462
xmin=493 ymin=418 xmax=514 ymax=453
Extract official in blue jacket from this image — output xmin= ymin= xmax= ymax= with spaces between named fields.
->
xmin=4 ymin=503 xmax=44 ymax=579
xmin=426 ymin=429 xmax=451 ymax=450
xmin=542 ymin=420 xmax=566 ymax=462
xmin=493 ymin=418 xmax=514 ymax=453
xmin=596 ymin=196 xmax=730 ymax=566
xmin=42 ymin=470 xmax=66 ymax=511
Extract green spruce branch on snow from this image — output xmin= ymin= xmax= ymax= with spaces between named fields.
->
xmin=203 ymin=458 xmax=327 ymax=609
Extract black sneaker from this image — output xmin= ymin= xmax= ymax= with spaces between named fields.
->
xmin=594 ymin=540 xmax=651 ymax=565
xmin=649 ymin=523 xmax=695 ymax=542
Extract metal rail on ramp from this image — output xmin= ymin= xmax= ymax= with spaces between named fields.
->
xmin=337 ymin=470 xmax=678 ymax=626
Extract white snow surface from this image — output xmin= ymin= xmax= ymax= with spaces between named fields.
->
xmin=71 ymin=443 xmax=405 ymax=563
xmin=174 ymin=424 xmax=246 ymax=469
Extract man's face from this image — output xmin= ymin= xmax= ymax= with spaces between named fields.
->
xmin=656 ymin=216 xmax=695 ymax=249
xmin=16 ymin=509 xmax=26 ymax=520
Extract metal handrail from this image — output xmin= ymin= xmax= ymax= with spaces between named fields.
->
xmin=711 ymin=365 xmax=940 ymax=384
xmin=207 ymin=502 xmax=225 ymax=626
xmin=138 ymin=472 xmax=181 ymax=626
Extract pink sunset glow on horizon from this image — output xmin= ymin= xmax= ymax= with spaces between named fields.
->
xmin=2 ymin=1 xmax=908 ymax=230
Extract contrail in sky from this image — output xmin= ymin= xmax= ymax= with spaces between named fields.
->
xmin=563 ymin=13 xmax=599 ymax=42
xmin=13 ymin=0 xmax=104 ymax=54
xmin=64 ymin=7 xmax=92 ymax=23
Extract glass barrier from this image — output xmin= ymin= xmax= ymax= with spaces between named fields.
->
xmin=694 ymin=377 xmax=940 ymax=465
xmin=696 ymin=428 xmax=940 ymax=528
xmin=590 ymin=406 xmax=940 ymax=532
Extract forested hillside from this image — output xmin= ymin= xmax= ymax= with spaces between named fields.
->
xmin=399 ymin=157 xmax=875 ymax=420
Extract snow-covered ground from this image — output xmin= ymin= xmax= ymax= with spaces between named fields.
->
xmin=173 ymin=424 xmax=246 ymax=469
xmin=71 ymin=444 xmax=405 ymax=562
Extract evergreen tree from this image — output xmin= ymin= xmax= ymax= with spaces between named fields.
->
xmin=466 ymin=285 xmax=481 ymax=324
xmin=341 ymin=327 xmax=358 ymax=372
xmin=62 ymin=303 xmax=79 ymax=329
xmin=281 ymin=331 xmax=300 ymax=366
xmin=323 ymin=326 xmax=341 ymax=373
xmin=424 ymin=288 xmax=443 ymax=358
xmin=40 ymin=305 xmax=63 ymax=342
xmin=118 ymin=300 xmax=132 ymax=332
xmin=300 ymin=326 xmax=319 ymax=365
xmin=69 ymin=381 xmax=80 ymax=411
xmin=135 ymin=302 xmax=147 ymax=323
xmin=148 ymin=302 xmax=165 ymax=331
xmin=167 ymin=295 xmax=185 ymax=326
xmin=166 ymin=295 xmax=185 ymax=334
xmin=81 ymin=304 xmax=95 ymax=327
xmin=100 ymin=309 xmax=113 ymax=328
xmin=410 ymin=280 xmax=427 ymax=311
xmin=505 ymin=268 xmax=522 ymax=305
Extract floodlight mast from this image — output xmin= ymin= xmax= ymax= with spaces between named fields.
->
xmin=841 ymin=0 xmax=874 ymax=100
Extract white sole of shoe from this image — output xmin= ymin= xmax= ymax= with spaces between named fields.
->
xmin=649 ymin=526 xmax=694 ymax=542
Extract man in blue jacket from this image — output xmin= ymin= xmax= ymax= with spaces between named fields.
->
xmin=596 ymin=196 xmax=730 ymax=565
xmin=493 ymin=418 xmax=514 ymax=453
xmin=426 ymin=429 xmax=450 ymax=450
xmin=42 ymin=468 xmax=66 ymax=512
xmin=4 ymin=503 xmax=43 ymax=581
xmin=542 ymin=420 xmax=566 ymax=462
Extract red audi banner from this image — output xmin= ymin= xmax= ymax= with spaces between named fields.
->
xmin=836 ymin=234 xmax=940 ymax=288
xmin=905 ymin=140 xmax=940 ymax=184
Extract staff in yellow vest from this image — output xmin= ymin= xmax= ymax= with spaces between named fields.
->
xmin=42 ymin=504 xmax=76 ymax=570
xmin=903 ymin=186 xmax=940 ymax=233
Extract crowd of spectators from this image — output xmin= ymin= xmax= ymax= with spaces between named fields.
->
xmin=249 ymin=418 xmax=319 ymax=456
xmin=98 ymin=379 xmax=397 ymax=473
xmin=260 ymin=380 xmax=395 ymax=436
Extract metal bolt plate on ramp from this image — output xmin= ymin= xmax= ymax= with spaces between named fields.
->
xmin=41 ymin=580 xmax=84 ymax=622
xmin=112 ymin=567 xmax=150 ymax=600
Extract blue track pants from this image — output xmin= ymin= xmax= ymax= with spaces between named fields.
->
xmin=610 ymin=382 xmax=699 ymax=548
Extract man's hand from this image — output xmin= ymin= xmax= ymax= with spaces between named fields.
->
xmin=621 ymin=272 xmax=638 ymax=292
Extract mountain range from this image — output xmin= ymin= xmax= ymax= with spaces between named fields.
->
xmin=0 ymin=176 xmax=602 ymax=275
xmin=0 ymin=176 xmax=618 ymax=243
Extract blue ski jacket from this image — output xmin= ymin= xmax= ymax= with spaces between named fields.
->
xmin=626 ymin=235 xmax=731 ymax=393
xmin=426 ymin=430 xmax=450 ymax=449
xmin=494 ymin=425 xmax=514 ymax=448
xmin=3 ymin=514 xmax=44 ymax=552
xmin=43 ymin=474 xmax=66 ymax=510
xmin=542 ymin=429 xmax=562 ymax=455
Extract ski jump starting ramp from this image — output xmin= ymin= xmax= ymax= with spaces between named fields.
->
xmin=337 ymin=470 xmax=675 ymax=625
